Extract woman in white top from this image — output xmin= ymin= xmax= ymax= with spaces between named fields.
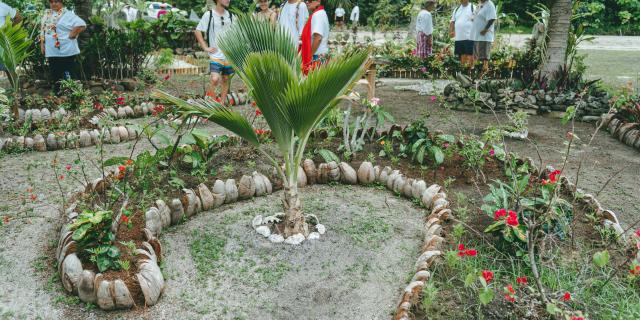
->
xmin=40 ymin=0 xmax=86 ymax=92
xmin=415 ymin=0 xmax=435 ymax=59
xmin=256 ymin=0 xmax=277 ymax=25
xmin=449 ymin=0 xmax=475 ymax=66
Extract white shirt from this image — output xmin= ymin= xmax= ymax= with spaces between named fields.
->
xmin=450 ymin=3 xmax=474 ymax=41
xmin=122 ymin=6 xmax=138 ymax=22
xmin=416 ymin=10 xmax=433 ymax=35
xmin=43 ymin=10 xmax=86 ymax=58
xmin=311 ymin=9 xmax=329 ymax=55
xmin=471 ymin=0 xmax=497 ymax=42
xmin=0 ymin=2 xmax=16 ymax=24
xmin=350 ymin=6 xmax=359 ymax=22
xmin=335 ymin=7 xmax=345 ymax=17
xmin=278 ymin=1 xmax=309 ymax=44
xmin=196 ymin=10 xmax=233 ymax=60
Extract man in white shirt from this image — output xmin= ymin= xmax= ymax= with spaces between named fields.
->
xmin=349 ymin=4 xmax=359 ymax=33
xmin=278 ymin=0 xmax=308 ymax=47
xmin=449 ymin=0 xmax=475 ymax=66
xmin=122 ymin=4 xmax=138 ymax=22
xmin=415 ymin=1 xmax=435 ymax=59
xmin=471 ymin=0 xmax=497 ymax=70
xmin=334 ymin=6 xmax=345 ymax=31
xmin=307 ymin=0 xmax=329 ymax=59
xmin=195 ymin=0 xmax=234 ymax=103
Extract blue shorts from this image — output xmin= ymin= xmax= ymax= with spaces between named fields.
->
xmin=210 ymin=61 xmax=234 ymax=75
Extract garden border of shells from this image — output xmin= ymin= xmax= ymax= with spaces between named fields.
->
xmin=0 ymin=92 xmax=250 ymax=153
xmin=600 ymin=113 xmax=640 ymax=152
xmin=53 ymin=126 xmax=634 ymax=313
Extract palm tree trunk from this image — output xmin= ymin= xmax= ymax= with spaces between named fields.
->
xmin=541 ymin=0 xmax=572 ymax=79
xmin=282 ymin=186 xmax=307 ymax=237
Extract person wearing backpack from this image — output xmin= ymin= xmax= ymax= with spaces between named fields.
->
xmin=195 ymin=0 xmax=234 ymax=103
xmin=278 ymin=0 xmax=309 ymax=47
xmin=449 ymin=0 xmax=475 ymax=67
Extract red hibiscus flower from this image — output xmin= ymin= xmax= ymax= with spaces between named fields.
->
xmin=464 ymin=249 xmax=477 ymax=257
xmin=494 ymin=208 xmax=507 ymax=220
xmin=562 ymin=291 xmax=571 ymax=301
xmin=121 ymin=215 xmax=129 ymax=223
xmin=516 ymin=276 xmax=528 ymax=285
xmin=458 ymin=243 xmax=465 ymax=251
xmin=549 ymin=169 xmax=561 ymax=183
xmin=118 ymin=165 xmax=126 ymax=172
xmin=506 ymin=211 xmax=519 ymax=227
xmin=481 ymin=270 xmax=494 ymax=283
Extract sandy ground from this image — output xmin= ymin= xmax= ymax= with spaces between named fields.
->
xmin=0 ymin=76 xmax=638 ymax=319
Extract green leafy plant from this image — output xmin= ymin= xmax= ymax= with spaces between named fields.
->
xmin=0 ymin=20 xmax=33 ymax=118
xmin=70 ymin=210 xmax=122 ymax=272
xmin=153 ymin=14 xmax=367 ymax=237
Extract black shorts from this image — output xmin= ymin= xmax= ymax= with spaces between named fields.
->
xmin=454 ymin=40 xmax=474 ymax=56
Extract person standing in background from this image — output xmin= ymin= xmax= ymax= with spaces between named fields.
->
xmin=278 ymin=0 xmax=308 ymax=48
xmin=349 ymin=3 xmax=359 ymax=34
xmin=122 ymin=4 xmax=138 ymax=22
xmin=300 ymin=0 xmax=329 ymax=73
xmin=0 ymin=1 xmax=20 ymax=24
xmin=449 ymin=0 xmax=475 ymax=67
xmin=471 ymin=0 xmax=497 ymax=72
xmin=40 ymin=0 xmax=86 ymax=92
xmin=415 ymin=0 xmax=435 ymax=59
xmin=334 ymin=5 xmax=345 ymax=31
xmin=195 ymin=0 xmax=234 ymax=103
xmin=256 ymin=0 xmax=277 ymax=24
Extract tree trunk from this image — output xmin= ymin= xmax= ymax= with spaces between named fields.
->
xmin=540 ymin=0 xmax=572 ymax=79
xmin=74 ymin=0 xmax=93 ymax=79
xmin=282 ymin=186 xmax=307 ymax=237
xmin=74 ymin=0 xmax=92 ymax=22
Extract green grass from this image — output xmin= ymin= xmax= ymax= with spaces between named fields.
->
xmin=337 ymin=214 xmax=392 ymax=248
xmin=254 ymin=262 xmax=291 ymax=285
xmin=581 ymin=50 xmax=640 ymax=89
xmin=189 ymin=230 xmax=227 ymax=278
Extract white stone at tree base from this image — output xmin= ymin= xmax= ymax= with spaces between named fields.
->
xmin=268 ymin=234 xmax=285 ymax=243
xmin=256 ymin=226 xmax=271 ymax=237
xmin=316 ymin=224 xmax=326 ymax=235
xmin=284 ymin=233 xmax=305 ymax=245
xmin=252 ymin=215 xmax=263 ymax=228
xmin=308 ymin=232 xmax=320 ymax=240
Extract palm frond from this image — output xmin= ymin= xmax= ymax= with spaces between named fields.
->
xmin=0 ymin=21 xmax=33 ymax=90
xmin=282 ymin=51 xmax=369 ymax=138
xmin=151 ymin=90 xmax=260 ymax=147
xmin=217 ymin=13 xmax=301 ymax=77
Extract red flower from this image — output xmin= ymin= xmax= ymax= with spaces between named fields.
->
xmin=163 ymin=74 xmax=171 ymax=81
xmin=118 ymin=165 xmax=126 ymax=172
xmin=516 ymin=276 xmax=528 ymax=285
xmin=634 ymin=228 xmax=640 ymax=238
xmin=93 ymin=101 xmax=104 ymax=111
xmin=59 ymin=175 xmax=64 ymax=180
xmin=562 ymin=291 xmax=571 ymax=301
xmin=489 ymin=149 xmax=495 ymax=156
xmin=65 ymin=164 xmax=71 ymax=171
xmin=120 ymin=215 xmax=129 ymax=223
xmin=116 ymin=96 xmax=125 ymax=105
xmin=457 ymin=250 xmax=465 ymax=257
xmin=549 ymin=170 xmax=561 ymax=183
xmin=504 ymin=294 xmax=515 ymax=302
xmin=482 ymin=270 xmax=494 ymax=283
xmin=457 ymin=243 xmax=465 ymax=251
xmin=570 ymin=317 xmax=584 ymax=320
xmin=125 ymin=159 xmax=134 ymax=166
xmin=152 ymin=105 xmax=165 ymax=116
xmin=541 ymin=179 xmax=549 ymax=185
xmin=630 ymin=265 xmax=640 ymax=275
xmin=465 ymin=249 xmax=477 ymax=257
xmin=30 ymin=194 xmax=37 ymax=201
xmin=506 ymin=211 xmax=519 ymax=227
xmin=505 ymin=284 xmax=515 ymax=294
xmin=494 ymin=208 xmax=507 ymax=220
xmin=254 ymin=129 xmax=266 ymax=135
xmin=255 ymin=109 xmax=263 ymax=116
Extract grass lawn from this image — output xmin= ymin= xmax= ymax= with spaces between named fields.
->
xmin=580 ymin=49 xmax=640 ymax=90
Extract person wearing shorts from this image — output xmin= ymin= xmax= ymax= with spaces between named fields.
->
xmin=195 ymin=0 xmax=234 ymax=103
xmin=471 ymin=0 xmax=496 ymax=71
xmin=334 ymin=6 xmax=345 ymax=31
xmin=449 ymin=0 xmax=474 ymax=67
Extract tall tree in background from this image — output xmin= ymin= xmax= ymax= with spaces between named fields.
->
xmin=73 ymin=0 xmax=92 ymax=22
xmin=540 ymin=0 xmax=572 ymax=79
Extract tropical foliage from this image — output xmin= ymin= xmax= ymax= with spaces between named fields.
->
xmin=0 ymin=20 xmax=33 ymax=117
xmin=154 ymin=14 xmax=367 ymax=237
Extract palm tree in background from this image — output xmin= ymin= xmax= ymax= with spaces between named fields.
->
xmin=153 ymin=14 xmax=368 ymax=237
xmin=0 ymin=21 xmax=33 ymax=118
xmin=540 ymin=0 xmax=572 ymax=80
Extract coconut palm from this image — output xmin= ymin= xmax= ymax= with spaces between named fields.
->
xmin=0 ymin=20 xmax=33 ymax=119
xmin=153 ymin=14 xmax=367 ymax=237
xmin=540 ymin=0 xmax=572 ymax=79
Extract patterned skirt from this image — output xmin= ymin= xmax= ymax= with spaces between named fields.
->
xmin=416 ymin=32 xmax=433 ymax=59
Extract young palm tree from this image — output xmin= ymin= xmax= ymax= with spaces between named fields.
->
xmin=0 ymin=21 xmax=33 ymax=119
xmin=153 ymin=14 xmax=367 ymax=237
xmin=541 ymin=0 xmax=572 ymax=79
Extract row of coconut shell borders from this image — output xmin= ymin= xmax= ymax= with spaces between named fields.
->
xmin=600 ymin=113 xmax=640 ymax=151
xmin=392 ymin=154 xmax=633 ymax=320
